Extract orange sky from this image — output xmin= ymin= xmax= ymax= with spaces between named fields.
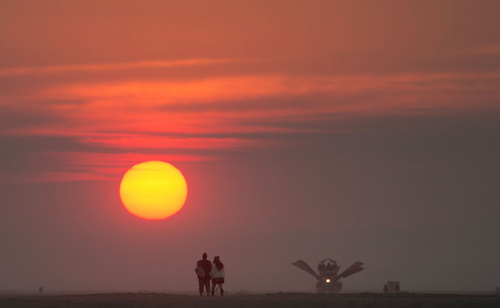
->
xmin=1 ymin=1 xmax=499 ymax=182
xmin=1 ymin=0 xmax=500 ymax=293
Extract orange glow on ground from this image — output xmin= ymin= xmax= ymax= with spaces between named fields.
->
xmin=119 ymin=161 xmax=187 ymax=220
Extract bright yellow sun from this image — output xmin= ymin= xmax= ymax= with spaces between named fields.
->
xmin=119 ymin=161 xmax=187 ymax=220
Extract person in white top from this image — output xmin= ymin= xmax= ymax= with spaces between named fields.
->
xmin=210 ymin=256 xmax=225 ymax=296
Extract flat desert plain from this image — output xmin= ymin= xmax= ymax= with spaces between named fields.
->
xmin=1 ymin=292 xmax=500 ymax=308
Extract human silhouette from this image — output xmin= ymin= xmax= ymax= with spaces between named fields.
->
xmin=196 ymin=253 xmax=212 ymax=296
xmin=210 ymin=256 xmax=225 ymax=296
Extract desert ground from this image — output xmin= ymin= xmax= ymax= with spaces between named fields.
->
xmin=1 ymin=292 xmax=499 ymax=308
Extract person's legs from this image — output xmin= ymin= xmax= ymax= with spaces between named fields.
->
xmin=204 ymin=279 xmax=211 ymax=295
xmin=211 ymin=281 xmax=216 ymax=296
xmin=198 ymin=279 xmax=204 ymax=296
xmin=211 ymin=282 xmax=224 ymax=296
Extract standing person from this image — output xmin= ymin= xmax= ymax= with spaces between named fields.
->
xmin=196 ymin=253 xmax=212 ymax=296
xmin=210 ymin=256 xmax=225 ymax=296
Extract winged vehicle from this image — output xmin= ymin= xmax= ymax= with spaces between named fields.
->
xmin=292 ymin=258 xmax=364 ymax=293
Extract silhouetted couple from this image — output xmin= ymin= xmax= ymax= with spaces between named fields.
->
xmin=196 ymin=253 xmax=225 ymax=296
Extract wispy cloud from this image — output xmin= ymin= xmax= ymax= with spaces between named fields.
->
xmin=2 ymin=59 xmax=499 ymax=182
xmin=3 ymin=71 xmax=500 ymax=140
xmin=0 ymin=58 xmax=242 ymax=76
xmin=78 ymin=135 xmax=280 ymax=150
xmin=5 ymin=72 xmax=499 ymax=136
xmin=1 ymin=152 xmax=213 ymax=183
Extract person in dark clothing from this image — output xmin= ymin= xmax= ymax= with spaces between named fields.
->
xmin=196 ymin=253 xmax=212 ymax=296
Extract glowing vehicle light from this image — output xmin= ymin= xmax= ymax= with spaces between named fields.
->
xmin=326 ymin=279 xmax=331 ymax=283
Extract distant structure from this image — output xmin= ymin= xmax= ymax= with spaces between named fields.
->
xmin=383 ymin=281 xmax=400 ymax=293
xmin=292 ymin=258 xmax=364 ymax=293
xmin=496 ymin=286 xmax=499 ymax=295
xmin=39 ymin=286 xmax=43 ymax=295
xmin=236 ymin=289 xmax=250 ymax=295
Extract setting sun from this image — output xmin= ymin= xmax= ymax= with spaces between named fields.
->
xmin=119 ymin=161 xmax=187 ymax=220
